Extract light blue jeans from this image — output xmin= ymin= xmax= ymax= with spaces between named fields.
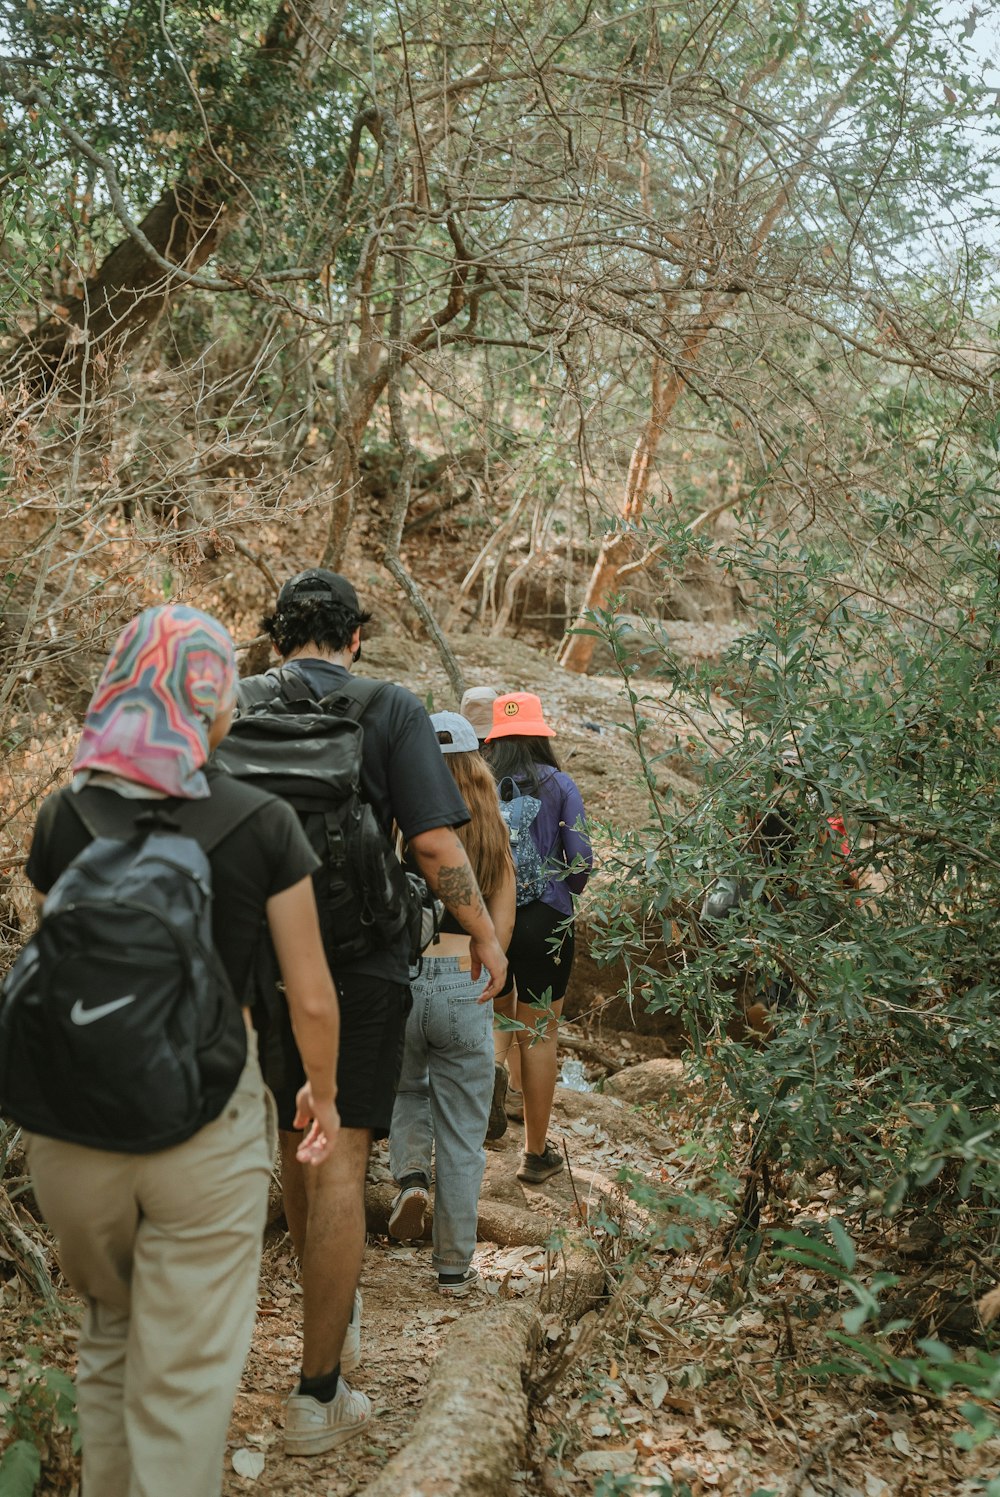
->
xmin=388 ymin=956 xmax=493 ymax=1275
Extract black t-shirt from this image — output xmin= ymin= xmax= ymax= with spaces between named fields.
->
xmin=25 ymin=773 xmax=319 ymax=1003
xmin=241 ymin=659 xmax=469 ymax=983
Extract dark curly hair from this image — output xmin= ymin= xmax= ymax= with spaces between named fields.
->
xmin=262 ymin=598 xmax=373 ymax=658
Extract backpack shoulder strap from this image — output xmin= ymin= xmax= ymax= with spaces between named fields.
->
xmin=67 ymin=788 xmax=139 ymax=842
xmin=68 ymin=781 xmax=265 ymax=857
xmin=236 ymin=666 xmax=316 ymax=712
xmin=188 ymin=779 xmax=278 ymax=855
xmin=272 ymin=666 xmax=321 ymax=708
xmin=316 ymin=676 xmax=389 ymax=723
xmin=235 ymin=670 xmax=282 ymax=712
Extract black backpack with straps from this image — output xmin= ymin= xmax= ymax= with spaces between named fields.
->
xmin=213 ymin=667 xmax=424 ymax=1100
xmin=215 ymin=667 xmax=421 ymax=968
xmin=0 ymin=786 xmax=254 ymax=1152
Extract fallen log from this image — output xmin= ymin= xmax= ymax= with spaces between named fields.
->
xmin=557 ymin=1028 xmax=621 ymax=1072
xmin=357 ymin=1242 xmax=607 ymax=1497
xmin=358 ymin=1302 xmax=538 ymax=1497
xmin=364 ymin=1181 xmax=558 ymax=1249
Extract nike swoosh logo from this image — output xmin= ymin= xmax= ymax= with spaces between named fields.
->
xmin=70 ymin=995 xmax=138 ymax=1026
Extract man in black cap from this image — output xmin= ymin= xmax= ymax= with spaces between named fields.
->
xmin=238 ymin=568 xmax=508 ymax=1455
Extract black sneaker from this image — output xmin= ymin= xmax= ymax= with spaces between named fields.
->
xmin=388 ymin=1181 xmax=429 ymax=1240
xmin=485 ymin=1064 xmax=509 ymax=1141
xmin=516 ymin=1140 xmax=564 ymax=1184
xmin=437 ymin=1268 xmax=480 ymax=1297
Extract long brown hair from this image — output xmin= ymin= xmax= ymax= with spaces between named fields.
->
xmin=445 ymin=749 xmax=513 ymax=901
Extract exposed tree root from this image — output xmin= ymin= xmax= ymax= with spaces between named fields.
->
xmin=358 ymin=1302 xmax=538 ymax=1497
xmin=364 ymin=1181 xmax=556 ymax=1248
xmin=357 ymin=1242 xmax=608 ymax=1497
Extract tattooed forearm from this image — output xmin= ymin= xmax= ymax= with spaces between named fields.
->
xmin=434 ymin=862 xmax=486 ymax=920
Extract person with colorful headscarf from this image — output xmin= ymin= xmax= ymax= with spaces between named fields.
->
xmin=21 ymin=604 xmax=341 ymax=1497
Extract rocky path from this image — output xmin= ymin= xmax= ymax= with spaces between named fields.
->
xmin=218 ymin=1060 xmax=1000 ymax=1497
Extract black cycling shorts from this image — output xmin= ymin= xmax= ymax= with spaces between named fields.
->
xmin=267 ymin=971 xmax=410 ymax=1137
xmin=498 ymin=899 xmax=576 ymax=1007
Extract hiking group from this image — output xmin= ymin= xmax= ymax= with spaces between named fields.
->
xmin=0 ymin=569 xmax=593 ymax=1497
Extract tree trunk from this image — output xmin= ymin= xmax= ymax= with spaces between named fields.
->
xmin=557 ymin=327 xmax=711 ymax=674
xmin=8 ymin=181 xmax=234 ymax=391
xmin=5 ymin=0 xmax=346 ymax=395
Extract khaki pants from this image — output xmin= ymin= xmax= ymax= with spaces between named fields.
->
xmin=26 ymin=1046 xmax=275 ymax=1497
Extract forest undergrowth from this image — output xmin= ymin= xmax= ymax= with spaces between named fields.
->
xmin=3 ymin=0 xmax=1000 ymax=1482
xmin=2 ymin=565 xmax=1000 ymax=1495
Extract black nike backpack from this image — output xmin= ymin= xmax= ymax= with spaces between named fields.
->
xmin=0 ymin=791 xmax=253 ymax=1152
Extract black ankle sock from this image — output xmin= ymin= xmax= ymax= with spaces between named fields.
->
xmin=299 ymin=1364 xmax=340 ymax=1403
xmin=399 ymin=1171 xmax=428 ymax=1191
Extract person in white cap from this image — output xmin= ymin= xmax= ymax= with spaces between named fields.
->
xmin=459 ymin=685 xmax=500 ymax=749
xmin=387 ymin=711 xmax=515 ymax=1295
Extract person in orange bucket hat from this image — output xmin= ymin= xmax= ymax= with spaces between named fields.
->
xmin=485 ymin=691 xmax=556 ymax=739
xmin=484 ymin=692 xmax=592 ymax=1183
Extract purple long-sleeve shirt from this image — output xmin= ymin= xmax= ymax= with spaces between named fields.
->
xmin=522 ymin=766 xmax=593 ymax=917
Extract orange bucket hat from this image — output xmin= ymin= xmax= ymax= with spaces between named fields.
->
xmin=485 ymin=691 xmax=556 ymax=740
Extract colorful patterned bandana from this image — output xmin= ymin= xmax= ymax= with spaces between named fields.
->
xmin=72 ymin=605 xmax=237 ymax=799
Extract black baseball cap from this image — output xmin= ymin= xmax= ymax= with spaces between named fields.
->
xmin=277 ymin=568 xmax=363 ymax=614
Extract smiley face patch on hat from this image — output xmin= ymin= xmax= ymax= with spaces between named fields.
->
xmin=485 ymin=691 xmax=556 ymax=740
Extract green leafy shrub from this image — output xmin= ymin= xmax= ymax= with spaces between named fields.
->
xmin=585 ymin=417 xmax=1000 ymax=1246
xmin=0 ymin=1350 xmax=78 ymax=1497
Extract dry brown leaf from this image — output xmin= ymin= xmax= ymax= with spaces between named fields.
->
xmin=978 ymin=1285 xmax=1000 ymax=1325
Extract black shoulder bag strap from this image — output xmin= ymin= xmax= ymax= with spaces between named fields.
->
xmin=235 ymin=670 xmax=282 ymax=712
xmin=313 ymin=677 xmax=391 ymax=874
xmin=240 ymin=665 xmax=389 ymax=722
xmin=69 ymin=784 xmax=263 ymax=856
xmin=315 ymin=675 xmax=389 ymax=724
xmin=235 ymin=665 xmax=319 ymax=713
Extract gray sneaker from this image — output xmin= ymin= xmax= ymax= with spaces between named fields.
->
xmin=341 ymin=1290 xmax=362 ymax=1374
xmin=517 ymin=1140 xmax=564 ymax=1184
xmin=284 ymin=1378 xmax=372 ymax=1456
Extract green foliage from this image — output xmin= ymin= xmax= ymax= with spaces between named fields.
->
xmin=771 ymin=1223 xmax=1000 ymax=1451
xmin=0 ymin=1440 xmax=42 ymax=1497
xmin=587 ymin=396 xmax=1000 ymax=1242
xmin=0 ymin=1349 xmax=79 ymax=1495
xmin=594 ymin=1476 xmax=684 ymax=1496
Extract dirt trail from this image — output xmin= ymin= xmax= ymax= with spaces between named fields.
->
xmin=220 ymin=1097 xmax=646 ymax=1496
xmin=218 ymin=1060 xmax=1000 ymax=1497
xmin=6 ymin=634 xmax=998 ymax=1494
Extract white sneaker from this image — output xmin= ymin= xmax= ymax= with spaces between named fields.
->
xmin=284 ymin=1378 xmax=372 ymax=1456
xmin=342 ymin=1290 xmax=362 ymax=1374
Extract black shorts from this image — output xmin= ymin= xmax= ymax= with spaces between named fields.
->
xmin=266 ymin=971 xmax=410 ymax=1137
xmin=498 ymin=899 xmax=576 ymax=1007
